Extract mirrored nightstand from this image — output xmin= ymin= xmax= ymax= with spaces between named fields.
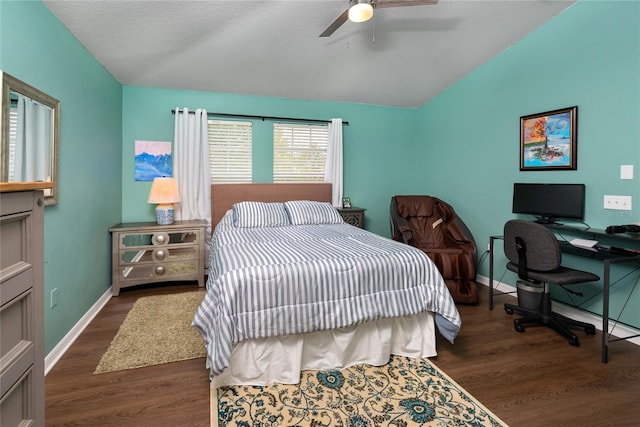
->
xmin=110 ymin=220 xmax=206 ymax=296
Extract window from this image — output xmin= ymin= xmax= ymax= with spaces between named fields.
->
xmin=273 ymin=123 xmax=328 ymax=183
xmin=208 ymin=120 xmax=252 ymax=183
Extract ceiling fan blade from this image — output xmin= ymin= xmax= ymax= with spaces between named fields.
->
xmin=375 ymin=0 xmax=438 ymax=9
xmin=319 ymin=9 xmax=349 ymax=37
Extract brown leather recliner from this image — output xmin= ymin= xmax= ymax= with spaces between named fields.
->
xmin=390 ymin=195 xmax=479 ymax=305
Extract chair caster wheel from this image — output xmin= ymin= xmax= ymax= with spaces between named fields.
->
xmin=569 ymin=336 xmax=580 ymax=346
xmin=514 ymin=322 xmax=525 ymax=333
xmin=585 ymin=326 xmax=596 ymax=335
xmin=505 ymin=306 xmax=514 ymax=315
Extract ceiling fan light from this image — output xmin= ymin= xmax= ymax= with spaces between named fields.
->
xmin=348 ymin=1 xmax=374 ymax=23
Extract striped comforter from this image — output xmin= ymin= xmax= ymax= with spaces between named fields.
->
xmin=193 ymin=212 xmax=461 ymax=378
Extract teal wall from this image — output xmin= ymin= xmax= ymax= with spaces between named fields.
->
xmin=122 ymin=86 xmax=422 ymax=235
xmin=0 ymin=1 xmax=122 ymax=353
xmin=417 ymin=1 xmax=640 ymax=327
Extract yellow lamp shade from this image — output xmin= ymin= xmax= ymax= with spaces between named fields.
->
xmin=147 ymin=177 xmax=181 ymax=224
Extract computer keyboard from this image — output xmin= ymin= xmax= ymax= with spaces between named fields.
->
xmin=609 ymin=246 xmax=640 ymax=257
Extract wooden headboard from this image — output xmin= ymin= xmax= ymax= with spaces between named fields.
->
xmin=211 ymin=183 xmax=332 ymax=227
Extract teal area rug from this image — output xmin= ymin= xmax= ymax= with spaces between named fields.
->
xmin=212 ymin=355 xmax=507 ymax=426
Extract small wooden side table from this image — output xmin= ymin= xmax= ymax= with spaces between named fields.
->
xmin=337 ymin=207 xmax=366 ymax=228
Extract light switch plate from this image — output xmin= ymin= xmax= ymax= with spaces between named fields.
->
xmin=621 ymin=165 xmax=634 ymax=180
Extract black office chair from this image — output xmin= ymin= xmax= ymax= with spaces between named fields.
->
xmin=503 ymin=219 xmax=599 ymax=346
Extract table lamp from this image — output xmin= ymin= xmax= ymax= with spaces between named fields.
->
xmin=147 ymin=177 xmax=181 ymax=225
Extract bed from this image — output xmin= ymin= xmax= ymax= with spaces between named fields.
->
xmin=193 ymin=183 xmax=461 ymax=388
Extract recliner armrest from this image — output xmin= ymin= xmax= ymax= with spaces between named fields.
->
xmin=399 ymin=228 xmax=413 ymax=244
xmin=390 ymin=197 xmax=414 ymax=244
xmin=394 ymin=218 xmax=413 ymax=244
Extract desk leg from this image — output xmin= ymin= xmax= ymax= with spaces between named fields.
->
xmin=489 ymin=237 xmax=495 ymax=310
xmin=602 ymin=260 xmax=610 ymax=363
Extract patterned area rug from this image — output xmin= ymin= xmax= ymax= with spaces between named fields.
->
xmin=212 ymin=355 xmax=507 ymax=426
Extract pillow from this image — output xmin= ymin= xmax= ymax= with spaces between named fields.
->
xmin=284 ymin=200 xmax=344 ymax=225
xmin=232 ymin=201 xmax=290 ymax=228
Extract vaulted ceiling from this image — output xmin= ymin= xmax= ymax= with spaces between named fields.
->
xmin=43 ymin=0 xmax=575 ymax=108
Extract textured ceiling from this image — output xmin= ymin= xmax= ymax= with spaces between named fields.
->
xmin=43 ymin=0 xmax=575 ymax=108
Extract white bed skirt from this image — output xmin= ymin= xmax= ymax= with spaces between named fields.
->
xmin=211 ymin=311 xmax=436 ymax=389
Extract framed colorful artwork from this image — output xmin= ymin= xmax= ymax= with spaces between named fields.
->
xmin=520 ymin=106 xmax=577 ymax=170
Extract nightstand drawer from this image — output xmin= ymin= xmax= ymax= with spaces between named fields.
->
xmin=119 ymin=242 xmax=199 ymax=264
xmin=117 ymin=246 xmax=200 ymax=281
xmin=116 ymin=260 xmax=198 ymax=282
xmin=119 ymin=229 xmax=200 ymax=249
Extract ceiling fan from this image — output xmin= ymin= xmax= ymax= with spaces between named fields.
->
xmin=319 ymin=0 xmax=439 ymax=38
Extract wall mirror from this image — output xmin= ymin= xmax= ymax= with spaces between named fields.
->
xmin=1 ymin=71 xmax=60 ymax=205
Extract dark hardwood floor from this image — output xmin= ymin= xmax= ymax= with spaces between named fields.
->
xmin=45 ymin=283 xmax=640 ymax=426
xmin=45 ymin=284 xmax=210 ymax=427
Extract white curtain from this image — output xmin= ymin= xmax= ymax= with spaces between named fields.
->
xmin=14 ymin=95 xmax=52 ymax=182
xmin=324 ymin=118 xmax=343 ymax=207
xmin=173 ymin=108 xmax=211 ymax=223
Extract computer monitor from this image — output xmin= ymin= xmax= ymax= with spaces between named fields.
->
xmin=512 ymin=183 xmax=585 ymax=224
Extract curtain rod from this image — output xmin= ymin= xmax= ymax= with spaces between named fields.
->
xmin=171 ymin=109 xmax=349 ymax=125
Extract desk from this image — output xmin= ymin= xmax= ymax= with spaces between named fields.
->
xmin=489 ymin=224 xmax=640 ymax=363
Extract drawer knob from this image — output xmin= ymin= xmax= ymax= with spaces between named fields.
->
xmin=155 ymin=266 xmax=165 ymax=275
xmin=155 ymin=250 xmax=166 ymax=260
xmin=155 ymin=234 xmax=166 ymax=244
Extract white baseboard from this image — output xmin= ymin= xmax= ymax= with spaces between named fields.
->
xmin=477 ymin=274 xmax=640 ymax=347
xmin=45 ymin=287 xmax=113 ymax=375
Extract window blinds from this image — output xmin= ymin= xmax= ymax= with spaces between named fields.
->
xmin=8 ymin=108 xmax=17 ymax=181
xmin=208 ymin=120 xmax=252 ymax=183
xmin=273 ymin=123 xmax=328 ymax=183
